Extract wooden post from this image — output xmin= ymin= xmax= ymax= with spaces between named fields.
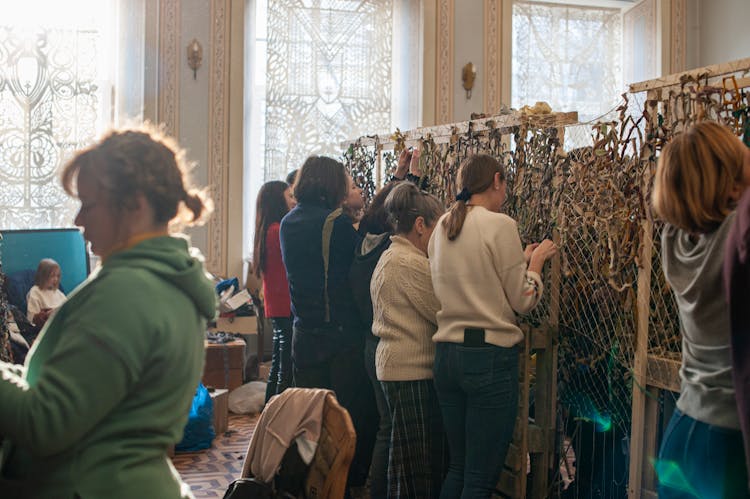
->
xmin=628 ymin=218 xmax=654 ymax=498
xmin=519 ymin=327 xmax=531 ymax=498
xmin=340 ymin=112 xmax=579 ymax=150
xmin=498 ymin=325 xmax=532 ymax=498
xmin=529 ymin=133 xmax=563 ymax=499
xmin=628 ymin=56 xmax=750 ymax=93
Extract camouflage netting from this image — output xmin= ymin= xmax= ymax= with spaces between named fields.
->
xmin=343 ymin=60 xmax=750 ymax=495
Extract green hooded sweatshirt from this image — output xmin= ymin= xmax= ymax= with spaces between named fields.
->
xmin=0 ymin=236 xmax=217 ymax=499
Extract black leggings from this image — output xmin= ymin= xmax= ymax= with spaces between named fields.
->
xmin=294 ymin=345 xmax=378 ymax=488
xmin=264 ymin=317 xmax=293 ymax=403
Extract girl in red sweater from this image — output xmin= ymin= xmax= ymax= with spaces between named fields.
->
xmin=253 ymin=180 xmax=296 ymax=402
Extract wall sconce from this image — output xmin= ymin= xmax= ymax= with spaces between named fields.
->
xmin=187 ymin=39 xmax=203 ymax=80
xmin=462 ymin=62 xmax=477 ymax=99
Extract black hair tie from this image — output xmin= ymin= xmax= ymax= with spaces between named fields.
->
xmin=455 ymin=187 xmax=471 ymax=202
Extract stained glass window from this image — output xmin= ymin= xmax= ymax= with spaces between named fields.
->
xmin=263 ymin=0 xmax=393 ymax=181
xmin=0 ymin=3 xmax=115 ymax=229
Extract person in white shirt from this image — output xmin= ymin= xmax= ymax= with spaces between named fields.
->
xmin=428 ymin=154 xmax=556 ymax=499
xmin=26 ymin=258 xmax=67 ymax=326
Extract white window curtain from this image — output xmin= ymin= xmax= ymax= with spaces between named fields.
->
xmin=0 ymin=0 xmax=145 ymax=230
xmin=243 ymin=0 xmax=421 ymax=261
xmin=512 ymin=1 xmax=622 ymax=123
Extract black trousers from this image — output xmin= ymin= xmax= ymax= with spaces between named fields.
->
xmin=294 ymin=344 xmax=378 ymax=488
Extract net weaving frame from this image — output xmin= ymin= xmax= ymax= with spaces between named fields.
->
xmin=341 ymin=56 xmax=750 ymax=498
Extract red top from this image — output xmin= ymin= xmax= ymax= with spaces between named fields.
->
xmin=262 ymin=223 xmax=291 ymax=318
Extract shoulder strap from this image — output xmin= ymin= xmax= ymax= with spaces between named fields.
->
xmin=321 ymin=208 xmax=343 ymax=322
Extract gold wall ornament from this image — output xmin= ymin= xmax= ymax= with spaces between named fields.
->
xmin=187 ymin=39 xmax=203 ymax=80
xmin=462 ymin=62 xmax=477 ymax=99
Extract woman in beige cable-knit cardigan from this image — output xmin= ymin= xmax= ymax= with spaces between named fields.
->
xmin=370 ymin=181 xmax=448 ymax=498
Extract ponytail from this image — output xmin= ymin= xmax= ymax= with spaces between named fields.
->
xmin=180 ymin=188 xmax=212 ymax=225
xmin=443 ymin=154 xmax=504 ymax=241
xmin=443 ymin=200 xmax=468 ymax=240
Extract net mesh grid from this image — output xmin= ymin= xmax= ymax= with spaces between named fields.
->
xmin=342 ymin=69 xmax=750 ymax=495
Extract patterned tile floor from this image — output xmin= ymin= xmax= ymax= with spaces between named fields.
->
xmin=173 ymin=413 xmax=259 ymax=498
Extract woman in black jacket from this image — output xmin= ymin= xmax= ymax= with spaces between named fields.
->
xmin=279 ymin=155 xmax=375 ymax=494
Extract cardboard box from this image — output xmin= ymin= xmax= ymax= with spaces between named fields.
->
xmin=210 ymin=388 xmax=229 ymax=435
xmin=208 ymin=316 xmax=261 ymax=379
xmin=203 ymin=339 xmax=245 ymax=391
xmin=211 ymin=316 xmax=258 ymax=335
xmin=202 ymin=368 xmax=243 ymax=392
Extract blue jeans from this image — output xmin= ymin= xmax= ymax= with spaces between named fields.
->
xmin=657 ymin=409 xmax=749 ymax=498
xmin=365 ymin=335 xmax=391 ymax=499
xmin=265 ymin=317 xmax=293 ymax=403
xmin=433 ymin=342 xmax=519 ymax=499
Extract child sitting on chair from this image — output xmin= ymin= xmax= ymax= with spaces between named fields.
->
xmin=26 ymin=258 xmax=67 ymax=327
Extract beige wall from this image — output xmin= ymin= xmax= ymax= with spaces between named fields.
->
xmin=452 ymin=0 xmax=485 ymax=121
xmin=685 ymin=0 xmax=750 ymax=70
xmin=179 ymin=0 xmax=211 ymax=255
xmin=424 ymin=0 xmax=510 ymax=125
xmin=145 ymin=0 xmax=243 ymax=280
xmin=425 ymin=0 xmax=750 ymax=125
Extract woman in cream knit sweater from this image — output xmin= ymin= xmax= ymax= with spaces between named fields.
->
xmin=428 ymin=154 xmax=556 ymax=499
xmin=370 ymin=181 xmax=447 ymax=498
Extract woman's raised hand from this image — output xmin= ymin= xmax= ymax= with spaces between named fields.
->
xmin=395 ymin=149 xmax=412 ymax=179
xmin=409 ymin=148 xmax=421 ymax=177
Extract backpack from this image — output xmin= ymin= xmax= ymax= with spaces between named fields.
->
xmin=224 ymin=443 xmax=308 ymax=499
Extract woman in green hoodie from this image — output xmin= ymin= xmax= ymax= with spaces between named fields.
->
xmin=0 ymin=126 xmax=217 ymax=498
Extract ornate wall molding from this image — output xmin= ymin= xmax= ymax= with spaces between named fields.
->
xmin=435 ymin=0 xmax=454 ymax=124
xmin=158 ymin=0 xmax=180 ymax=136
xmin=483 ymin=0 xmax=501 ymax=114
xmin=670 ymin=0 xmax=686 ymax=72
xmin=206 ymin=0 xmax=231 ymax=276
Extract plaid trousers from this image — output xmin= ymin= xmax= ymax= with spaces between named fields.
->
xmin=381 ymin=379 xmax=448 ymax=498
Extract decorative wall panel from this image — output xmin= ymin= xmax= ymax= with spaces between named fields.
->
xmin=159 ymin=0 xmax=180 ymax=137
xmin=435 ymin=0 xmax=454 ymax=125
xmin=484 ymin=0 xmax=501 ymax=114
xmin=670 ymin=0 xmax=687 ymax=73
xmin=206 ymin=0 xmax=231 ymax=275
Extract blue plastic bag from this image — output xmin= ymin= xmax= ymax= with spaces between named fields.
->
xmin=176 ymin=383 xmax=216 ymax=452
xmin=216 ymin=277 xmax=239 ymax=297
